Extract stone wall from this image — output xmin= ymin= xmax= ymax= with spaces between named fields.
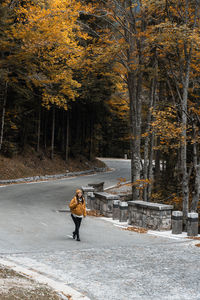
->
xmin=128 ymin=201 xmax=173 ymax=231
xmin=88 ymin=182 xmax=104 ymax=192
xmin=94 ymin=192 xmax=120 ymax=217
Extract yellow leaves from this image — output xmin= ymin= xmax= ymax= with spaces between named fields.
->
xmin=141 ymin=132 xmax=149 ymax=138
xmin=139 ymin=0 xmax=200 ymax=63
xmin=150 ymin=106 xmax=185 ymax=151
xmin=42 ymin=92 xmax=68 ymax=109
xmin=151 ymin=192 xmax=163 ymax=202
xmin=124 ymin=227 xmax=148 ymax=234
xmin=8 ymin=0 xmax=89 ymax=109
xmin=188 ymin=101 xmax=200 ymax=116
xmin=10 ymin=124 xmax=17 ymax=130
xmin=117 ymin=177 xmax=127 ymax=186
xmin=14 ymin=0 xmax=88 ymax=60
xmin=133 ymin=179 xmax=152 ymax=190
xmin=107 ymin=93 xmax=129 ymax=120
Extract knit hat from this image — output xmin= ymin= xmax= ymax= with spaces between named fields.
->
xmin=76 ymin=189 xmax=82 ymax=195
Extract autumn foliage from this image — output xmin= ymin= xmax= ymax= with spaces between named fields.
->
xmin=0 ymin=0 xmax=200 ymax=218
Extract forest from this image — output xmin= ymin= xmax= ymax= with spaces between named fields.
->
xmin=0 ymin=0 xmax=200 ymax=224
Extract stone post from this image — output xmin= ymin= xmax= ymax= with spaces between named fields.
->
xmin=94 ymin=192 xmax=119 ymax=217
xmin=113 ymin=200 xmax=120 ymax=220
xmin=90 ymin=194 xmax=95 ymax=210
xmin=119 ymin=202 xmax=128 ymax=222
xmin=81 ymin=186 xmax=94 ymax=208
xmin=172 ymin=211 xmax=183 ymax=234
xmin=187 ymin=212 xmax=199 ymax=237
xmin=88 ymin=182 xmax=104 ymax=192
xmin=87 ymin=192 xmax=95 ymax=210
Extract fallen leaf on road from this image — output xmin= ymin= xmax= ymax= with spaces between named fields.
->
xmin=187 ymin=237 xmax=200 ymax=240
xmin=87 ymin=210 xmax=103 ymax=217
xmin=124 ymin=227 xmax=148 ymax=234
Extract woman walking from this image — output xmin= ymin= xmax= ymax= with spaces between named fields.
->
xmin=69 ymin=189 xmax=86 ymax=241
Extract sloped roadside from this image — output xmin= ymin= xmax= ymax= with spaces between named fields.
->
xmin=0 ymin=150 xmax=106 ymax=181
xmin=0 ymin=265 xmax=64 ymax=300
xmin=0 ymin=151 xmax=107 ymax=184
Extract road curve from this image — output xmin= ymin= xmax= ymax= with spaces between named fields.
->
xmin=0 ymin=159 xmax=199 ymax=300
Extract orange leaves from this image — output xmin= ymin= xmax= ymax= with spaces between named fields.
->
xmin=169 ymin=194 xmax=183 ymax=207
xmin=86 ymin=210 xmax=103 ymax=217
xmin=150 ymin=105 xmax=199 ymax=149
xmin=8 ymin=0 xmax=90 ymax=109
xmin=124 ymin=227 xmax=148 ymax=234
xmin=149 ymin=106 xmax=184 ymax=151
xmin=188 ymin=101 xmax=200 ymax=117
xmin=122 ymin=179 xmax=152 ymax=190
xmin=14 ymin=0 xmax=85 ymax=56
xmin=107 ymin=92 xmax=129 ymax=120
xmin=117 ymin=177 xmax=127 ymax=186
xmin=133 ymin=179 xmax=152 ymax=190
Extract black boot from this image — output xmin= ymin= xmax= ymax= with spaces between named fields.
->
xmin=73 ymin=232 xmax=76 ymax=239
xmin=76 ymin=236 xmax=80 ymax=241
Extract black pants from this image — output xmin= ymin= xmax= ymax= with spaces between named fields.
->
xmin=71 ymin=214 xmax=82 ymax=239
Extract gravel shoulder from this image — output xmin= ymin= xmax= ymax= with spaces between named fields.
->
xmin=0 ymin=265 xmax=63 ymax=300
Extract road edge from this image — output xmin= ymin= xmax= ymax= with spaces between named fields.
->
xmin=0 ymin=258 xmax=91 ymax=300
xmin=0 ymin=167 xmax=109 ymax=186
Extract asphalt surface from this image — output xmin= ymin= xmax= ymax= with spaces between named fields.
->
xmin=0 ymin=158 xmax=200 ymax=300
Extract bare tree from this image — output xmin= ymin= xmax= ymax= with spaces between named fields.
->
xmin=0 ymin=81 xmax=8 ymax=152
xmin=102 ymin=0 xmax=146 ymax=198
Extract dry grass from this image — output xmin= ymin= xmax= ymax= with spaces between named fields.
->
xmin=86 ymin=210 xmax=104 ymax=217
xmin=0 ymin=266 xmax=62 ymax=299
xmin=0 ymin=148 xmax=106 ymax=180
xmin=124 ymin=226 xmax=148 ymax=234
xmin=195 ymin=243 xmax=200 ymax=247
xmin=187 ymin=237 xmax=200 ymax=240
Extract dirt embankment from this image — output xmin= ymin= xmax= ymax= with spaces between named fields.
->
xmin=0 ymin=148 xmax=106 ymax=180
xmin=0 ymin=265 xmax=63 ymax=300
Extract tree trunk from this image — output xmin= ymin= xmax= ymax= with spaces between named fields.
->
xmin=65 ymin=110 xmax=69 ymax=162
xmin=191 ymin=139 xmax=200 ymax=212
xmin=36 ymin=104 xmax=41 ymax=152
xmin=143 ymin=78 xmax=156 ymax=201
xmin=61 ymin=111 xmax=65 ymax=153
xmin=155 ymin=138 xmax=160 ymax=179
xmin=128 ymin=72 xmax=141 ymax=199
xmin=89 ymin=115 xmax=93 ymax=161
xmin=180 ymin=0 xmax=200 ymax=227
xmin=147 ymin=131 xmax=154 ymax=200
xmin=51 ymin=106 xmax=55 ymax=160
xmin=0 ymin=81 xmax=7 ymax=152
xmin=44 ymin=109 xmax=48 ymax=150
xmin=181 ymin=59 xmax=190 ymax=228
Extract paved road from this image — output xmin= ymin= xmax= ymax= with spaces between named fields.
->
xmin=0 ymin=159 xmax=200 ymax=300
xmin=0 ymin=158 xmax=131 ymax=253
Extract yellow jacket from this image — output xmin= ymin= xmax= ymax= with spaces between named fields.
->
xmin=69 ymin=196 xmax=86 ymax=217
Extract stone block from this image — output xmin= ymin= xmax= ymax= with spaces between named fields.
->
xmin=113 ymin=200 xmax=120 ymax=220
xmin=81 ymin=186 xmax=95 ymax=208
xmin=88 ymin=194 xmax=95 ymax=210
xmin=172 ymin=211 xmax=183 ymax=234
xmin=161 ymin=219 xmax=171 ymax=231
xmin=88 ymin=182 xmax=104 ymax=192
xmin=93 ymin=192 xmax=120 ymax=217
xmin=187 ymin=212 xmax=199 ymax=237
xmin=81 ymin=186 xmax=95 ymax=193
xmin=128 ymin=200 xmax=173 ymax=230
xmin=119 ymin=202 xmax=128 ymax=222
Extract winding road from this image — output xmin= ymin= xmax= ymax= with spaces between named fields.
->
xmin=0 ymin=159 xmax=199 ymax=300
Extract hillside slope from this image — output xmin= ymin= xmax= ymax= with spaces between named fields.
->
xmin=0 ymin=148 xmax=105 ymax=180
